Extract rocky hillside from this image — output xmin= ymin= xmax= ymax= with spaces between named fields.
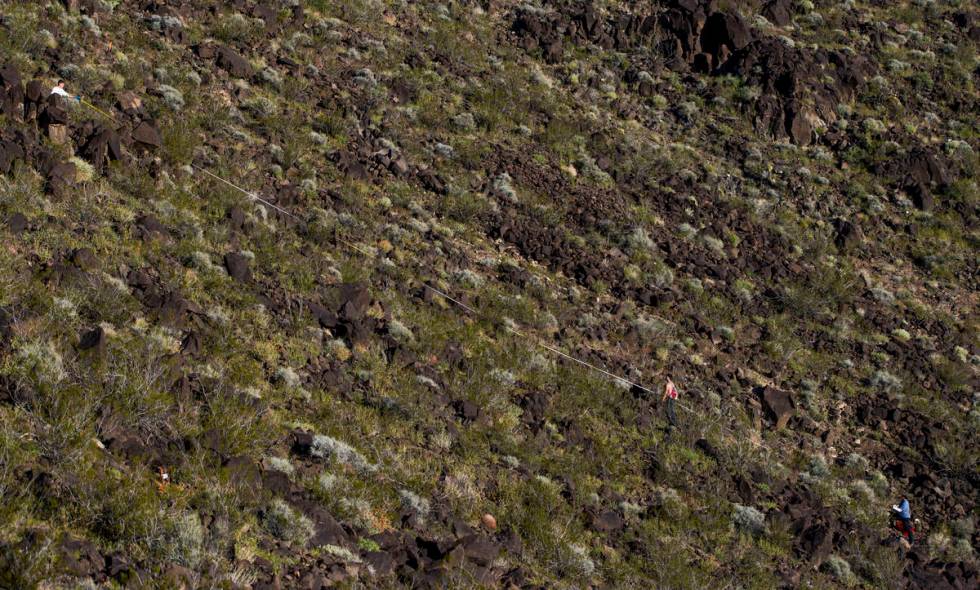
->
xmin=0 ymin=0 xmax=977 ymax=588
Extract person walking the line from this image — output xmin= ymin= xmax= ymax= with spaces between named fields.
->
xmin=663 ymin=376 xmax=680 ymax=429
xmin=892 ymin=496 xmax=914 ymax=545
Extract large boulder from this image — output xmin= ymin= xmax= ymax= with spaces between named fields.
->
xmin=117 ymin=91 xmax=142 ymax=113
xmin=0 ymin=64 xmax=24 ymax=119
xmin=0 ymin=139 xmax=26 ymax=174
xmin=909 ymin=183 xmax=934 ymax=212
xmin=0 ymin=307 xmax=13 ymax=349
xmin=46 ymin=161 xmax=78 ymax=194
xmin=797 ymin=522 xmax=833 ymax=565
xmin=591 ymin=509 xmax=625 ymax=532
xmin=47 ymin=124 xmax=70 ymax=145
xmin=785 ymin=100 xmax=813 ymax=146
xmin=832 ymin=218 xmax=863 ymax=252
xmin=23 ymin=79 xmax=44 ymax=120
xmin=876 ymin=148 xmax=952 ymax=210
xmin=216 ymin=46 xmax=253 ymax=78
xmin=308 ymin=282 xmax=376 ymax=347
xmin=78 ymin=326 xmax=108 ymax=354
xmin=718 ymin=37 xmax=871 ymax=144
xmin=906 ymin=149 xmax=950 ymax=188
xmin=700 ymin=11 xmax=753 ymax=64
xmin=58 ymin=536 xmax=105 ymax=578
xmin=223 ymin=252 xmax=252 ymax=282
xmin=39 ymin=103 xmax=69 ymax=130
xmin=760 ymin=386 xmax=794 ymax=429
xmin=131 ymin=121 xmax=162 ymax=149
xmin=761 ymin=0 xmax=793 ymax=27
xmin=781 ymin=488 xmax=836 ymax=565
xmin=7 ymin=212 xmax=28 ymax=234
xmin=81 ymin=127 xmax=123 ymax=171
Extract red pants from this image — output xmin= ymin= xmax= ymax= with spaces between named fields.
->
xmin=894 ymin=519 xmax=915 ymax=543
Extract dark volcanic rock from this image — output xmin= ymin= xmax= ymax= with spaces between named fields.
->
xmin=78 ymin=326 xmax=107 ymax=353
xmin=0 ymin=308 xmax=14 ymax=349
xmin=456 ymin=535 xmax=500 ymax=567
xmin=592 ymin=509 xmax=625 ymax=532
xmin=798 ymin=522 xmax=833 ymax=565
xmin=180 ymin=331 xmax=201 ymax=357
xmin=81 ymin=127 xmax=123 ymax=171
xmin=7 ymin=212 xmax=28 ymax=233
xmin=224 ymin=252 xmax=252 ymax=282
xmin=308 ymin=282 xmax=378 ymax=347
xmin=0 ymin=138 xmax=26 ymax=174
xmin=781 ymin=487 xmax=837 ymax=565
xmin=695 ymin=438 xmax=721 ymax=461
xmin=700 ymin=11 xmax=753 ymax=62
xmin=874 ymin=148 xmax=954 ymax=211
xmin=0 ymin=64 xmax=24 ymax=119
xmin=761 ymin=0 xmax=793 ymax=27
xmin=228 ymin=205 xmax=246 ymax=232
xmin=71 ymin=247 xmax=98 ymax=271
xmin=760 ymin=386 xmax=794 ymax=429
xmin=131 ymin=121 xmax=162 ymax=149
xmin=518 ymin=390 xmax=549 ymax=430
xmin=45 ymin=161 xmax=77 ymax=194
xmin=24 ymin=79 xmax=45 ymax=120
xmin=105 ymin=552 xmax=134 ymax=581
xmin=511 ymin=3 xmax=869 ymax=146
xmin=512 ymin=3 xmax=657 ymax=62
xmin=216 ymin=46 xmax=253 ymax=78
xmin=309 ymin=514 xmax=349 ymax=548
xmin=452 ymin=399 xmax=480 ymax=422
xmin=136 ymin=214 xmax=169 ymax=240
xmin=909 ymin=183 xmax=934 ymax=212
xmin=718 ymin=38 xmax=870 ymax=145
xmin=786 ymin=100 xmax=813 ymax=146
xmin=832 ymin=218 xmax=862 ymax=252
xmin=365 ymin=550 xmax=397 ymax=575
xmin=58 ymin=536 xmax=105 ymax=578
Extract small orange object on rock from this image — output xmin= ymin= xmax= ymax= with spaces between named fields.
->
xmin=481 ymin=513 xmax=497 ymax=530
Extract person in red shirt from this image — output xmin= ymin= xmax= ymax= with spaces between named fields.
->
xmin=662 ymin=377 xmax=679 ymax=429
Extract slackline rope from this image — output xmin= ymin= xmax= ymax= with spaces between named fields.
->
xmin=189 ymin=164 xmax=299 ymax=220
xmin=75 ymin=97 xmax=731 ymax=432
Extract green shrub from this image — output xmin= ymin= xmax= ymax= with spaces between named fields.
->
xmin=732 ymin=504 xmax=766 ymax=536
xmin=823 ymin=554 xmax=857 ymax=586
xmin=263 ymin=499 xmax=315 ymax=546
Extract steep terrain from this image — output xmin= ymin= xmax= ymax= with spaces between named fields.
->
xmin=0 ymin=0 xmax=977 ymax=588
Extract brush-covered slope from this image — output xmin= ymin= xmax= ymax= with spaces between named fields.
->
xmin=0 ymin=0 xmax=977 ymax=588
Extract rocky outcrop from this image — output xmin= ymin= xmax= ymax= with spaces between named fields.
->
xmin=512 ymin=3 xmax=657 ymax=63
xmin=876 ymin=148 xmax=952 ymax=211
xmin=80 ymin=126 xmax=123 ymax=172
xmin=699 ymin=10 xmax=753 ymax=65
xmin=832 ymin=218 xmax=863 ymax=252
xmin=775 ymin=487 xmax=838 ymax=566
xmin=718 ymin=38 xmax=870 ymax=145
xmin=0 ymin=135 xmax=26 ymax=174
xmin=0 ymin=64 xmax=25 ymax=120
xmin=511 ymin=2 xmax=872 ymax=145
xmin=761 ymin=0 xmax=794 ymax=27
xmin=308 ymin=282 xmax=379 ymax=348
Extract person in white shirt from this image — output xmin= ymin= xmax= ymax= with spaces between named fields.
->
xmin=49 ymin=80 xmax=80 ymax=103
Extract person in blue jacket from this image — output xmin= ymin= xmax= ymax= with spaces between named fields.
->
xmin=892 ymin=497 xmax=914 ymax=544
